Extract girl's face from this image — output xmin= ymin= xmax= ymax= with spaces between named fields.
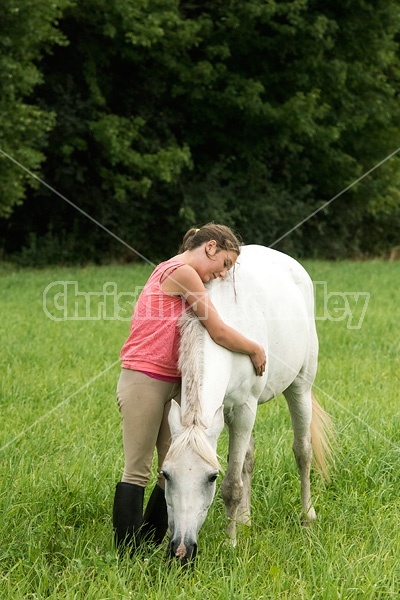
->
xmin=200 ymin=241 xmax=238 ymax=283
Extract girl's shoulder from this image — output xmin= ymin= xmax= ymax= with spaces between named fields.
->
xmin=157 ymin=257 xmax=188 ymax=276
xmin=160 ymin=261 xmax=203 ymax=295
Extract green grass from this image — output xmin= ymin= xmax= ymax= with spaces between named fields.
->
xmin=1 ymin=260 xmax=399 ymax=599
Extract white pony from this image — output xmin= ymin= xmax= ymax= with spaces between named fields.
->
xmin=162 ymin=245 xmax=333 ymax=563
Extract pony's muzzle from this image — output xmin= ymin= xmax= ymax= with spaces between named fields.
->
xmin=170 ymin=538 xmax=198 ymax=564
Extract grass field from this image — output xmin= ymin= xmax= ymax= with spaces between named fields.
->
xmin=1 ymin=258 xmax=399 ymax=599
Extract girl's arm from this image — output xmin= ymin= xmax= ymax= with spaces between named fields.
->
xmin=162 ymin=265 xmax=266 ymax=376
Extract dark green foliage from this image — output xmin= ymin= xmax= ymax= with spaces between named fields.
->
xmin=0 ymin=0 xmax=71 ymax=217
xmin=1 ymin=0 xmax=399 ymax=263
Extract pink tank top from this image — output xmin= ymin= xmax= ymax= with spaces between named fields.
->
xmin=120 ymin=259 xmax=189 ymax=378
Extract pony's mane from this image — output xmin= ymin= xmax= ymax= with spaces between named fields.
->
xmin=166 ymin=311 xmax=221 ymax=470
xmin=178 ymin=311 xmax=205 ymax=428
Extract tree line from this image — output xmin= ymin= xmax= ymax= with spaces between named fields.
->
xmin=1 ymin=0 xmax=400 ymax=265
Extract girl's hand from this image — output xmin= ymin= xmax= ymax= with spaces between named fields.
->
xmin=250 ymin=344 xmax=267 ymax=376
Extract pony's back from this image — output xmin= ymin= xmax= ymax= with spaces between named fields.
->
xmin=205 ymin=245 xmax=318 ymax=403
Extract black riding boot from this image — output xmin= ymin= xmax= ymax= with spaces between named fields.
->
xmin=141 ymin=484 xmax=169 ymax=546
xmin=112 ymin=482 xmax=144 ymax=554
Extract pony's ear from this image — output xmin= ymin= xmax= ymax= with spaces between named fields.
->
xmin=168 ymin=399 xmax=184 ymax=439
xmin=206 ymin=405 xmax=225 ymax=440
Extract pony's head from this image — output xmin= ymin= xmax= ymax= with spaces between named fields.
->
xmin=162 ymin=399 xmax=225 ymax=564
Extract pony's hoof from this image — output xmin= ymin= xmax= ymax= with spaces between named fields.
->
xmin=302 ymin=507 xmax=317 ymax=526
xmin=223 ymin=536 xmax=237 ymax=549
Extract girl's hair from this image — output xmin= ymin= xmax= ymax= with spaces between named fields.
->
xmin=179 ymin=223 xmax=243 ymax=255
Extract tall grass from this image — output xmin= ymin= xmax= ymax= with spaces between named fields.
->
xmin=1 ymin=260 xmax=399 ymax=598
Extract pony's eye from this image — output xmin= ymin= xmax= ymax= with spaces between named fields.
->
xmin=161 ymin=470 xmax=171 ymax=481
xmin=208 ymin=472 xmax=218 ymax=483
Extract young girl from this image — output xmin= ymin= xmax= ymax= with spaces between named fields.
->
xmin=113 ymin=224 xmax=266 ymax=554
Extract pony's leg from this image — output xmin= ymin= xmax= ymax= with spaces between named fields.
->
xmin=236 ymin=434 xmax=255 ymax=526
xmin=221 ymin=403 xmax=256 ymax=546
xmin=283 ymin=386 xmax=316 ymax=523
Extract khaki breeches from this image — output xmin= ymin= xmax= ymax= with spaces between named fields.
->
xmin=116 ymin=368 xmax=181 ymax=488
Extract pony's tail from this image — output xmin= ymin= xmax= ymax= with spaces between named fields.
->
xmin=310 ymin=393 xmax=335 ymax=481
